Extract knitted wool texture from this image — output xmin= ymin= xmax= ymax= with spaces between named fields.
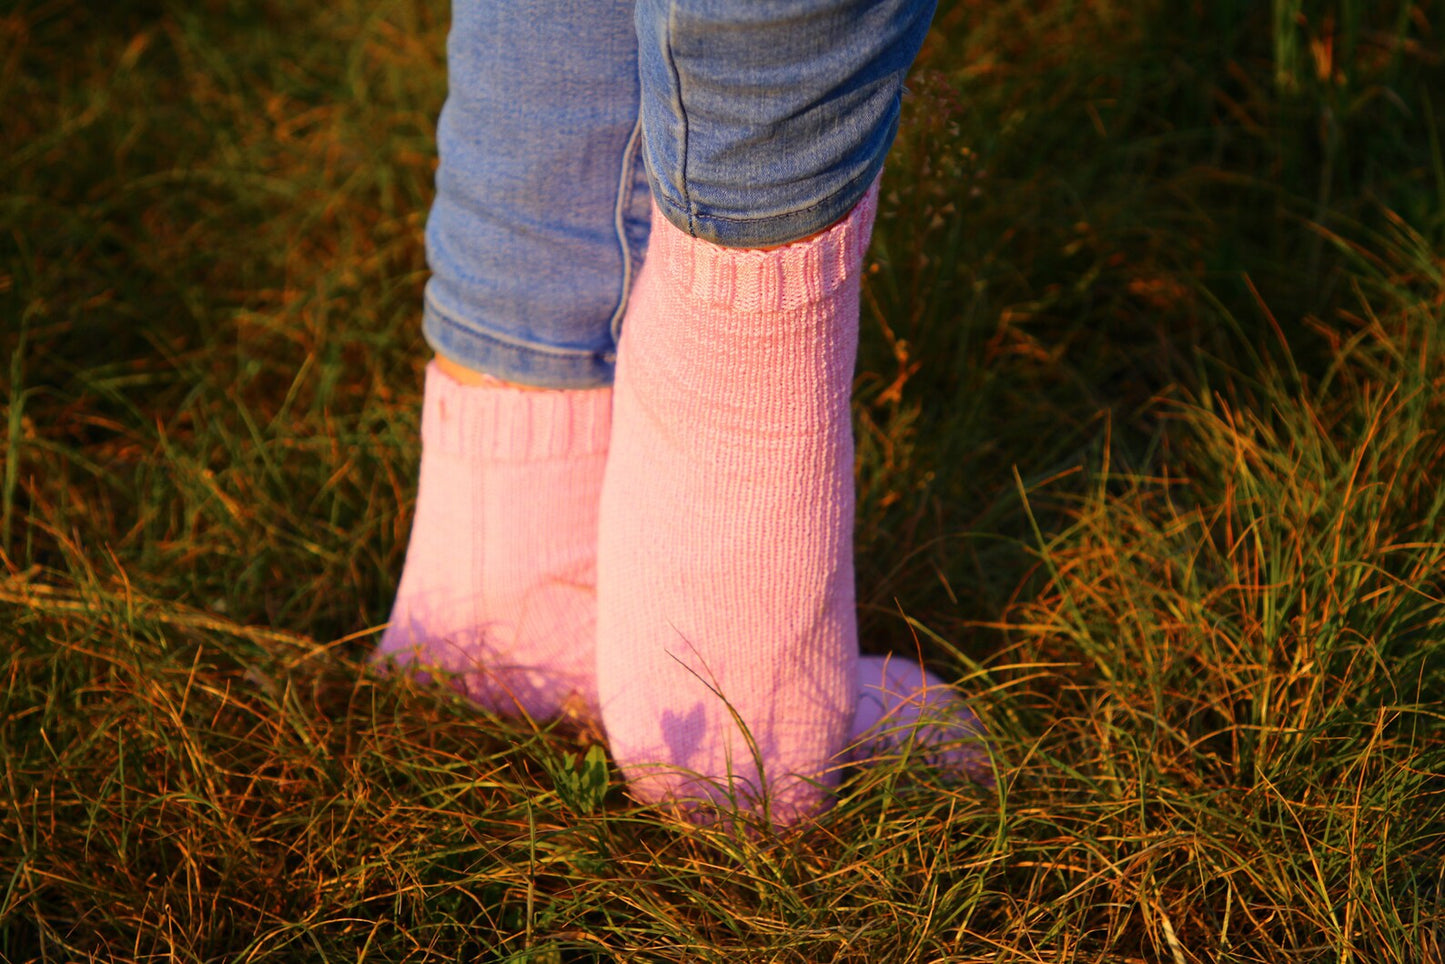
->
xmin=596 ymin=184 xmax=880 ymax=823
xmin=375 ymin=362 xmax=611 ymax=722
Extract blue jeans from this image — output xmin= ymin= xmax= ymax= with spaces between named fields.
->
xmin=423 ymin=0 xmax=937 ymax=389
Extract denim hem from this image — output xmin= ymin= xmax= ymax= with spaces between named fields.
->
xmin=648 ymin=126 xmax=894 ymax=250
xmin=423 ymin=293 xmax=617 ymax=390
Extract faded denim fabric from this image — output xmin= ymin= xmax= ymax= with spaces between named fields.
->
xmin=423 ymin=0 xmax=936 ymax=388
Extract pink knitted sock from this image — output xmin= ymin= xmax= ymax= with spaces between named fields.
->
xmin=850 ymin=655 xmax=993 ymax=784
xmin=374 ymin=361 xmax=611 ymax=723
xmin=596 ymin=186 xmax=881 ymax=824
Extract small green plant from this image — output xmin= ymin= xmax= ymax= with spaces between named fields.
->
xmin=540 ymin=743 xmax=612 ymax=816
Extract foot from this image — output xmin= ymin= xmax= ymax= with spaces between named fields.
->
xmin=374 ymin=360 xmax=611 ymax=723
xmin=848 ymin=655 xmax=992 ymax=785
xmin=596 ymin=187 xmax=879 ymax=824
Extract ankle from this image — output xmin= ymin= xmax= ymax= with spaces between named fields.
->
xmin=434 ymin=354 xmax=551 ymax=391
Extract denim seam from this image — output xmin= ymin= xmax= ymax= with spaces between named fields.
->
xmin=425 ymin=291 xmax=603 ymax=360
xmin=609 ymin=116 xmax=645 ymax=346
xmin=690 ymin=151 xmax=885 ymax=229
xmin=661 ymin=1 xmax=694 ymax=236
xmin=650 ymin=122 xmax=891 ymax=247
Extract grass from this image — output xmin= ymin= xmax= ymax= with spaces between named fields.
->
xmin=3 ymin=0 xmax=1444 ymax=959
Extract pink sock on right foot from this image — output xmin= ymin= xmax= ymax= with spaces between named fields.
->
xmin=849 ymin=656 xmax=993 ymax=784
xmin=596 ymin=190 xmax=879 ymax=824
xmin=595 ymin=185 xmax=992 ymax=822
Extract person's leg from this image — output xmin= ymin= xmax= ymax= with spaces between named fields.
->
xmin=374 ymin=0 xmax=650 ymax=723
xmin=633 ymin=0 xmax=936 ymax=249
xmin=598 ymin=0 xmax=987 ymax=823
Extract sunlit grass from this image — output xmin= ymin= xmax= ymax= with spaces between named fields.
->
xmin=3 ymin=0 xmax=1442 ymax=960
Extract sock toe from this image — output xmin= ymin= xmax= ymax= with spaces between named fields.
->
xmin=848 ymin=654 xmax=993 ymax=785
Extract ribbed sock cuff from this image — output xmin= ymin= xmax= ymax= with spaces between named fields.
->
xmin=650 ymin=182 xmax=880 ymax=314
xmin=420 ymin=361 xmax=613 ymax=461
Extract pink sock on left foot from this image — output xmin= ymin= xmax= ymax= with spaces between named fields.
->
xmin=375 ymin=361 xmax=611 ymax=723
